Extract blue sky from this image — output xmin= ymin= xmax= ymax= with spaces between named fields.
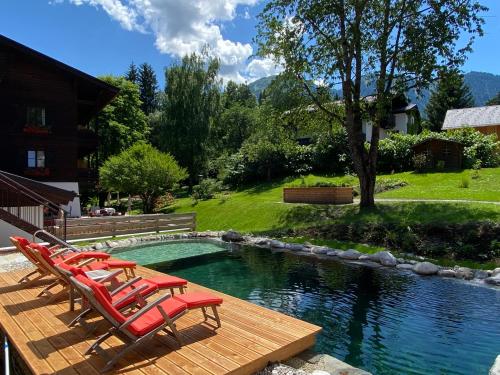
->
xmin=1 ymin=0 xmax=499 ymax=88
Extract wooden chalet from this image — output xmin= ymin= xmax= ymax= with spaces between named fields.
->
xmin=412 ymin=138 xmax=463 ymax=170
xmin=0 ymin=34 xmax=118 ymax=204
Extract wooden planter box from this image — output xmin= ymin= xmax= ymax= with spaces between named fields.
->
xmin=283 ymin=186 xmax=353 ymax=205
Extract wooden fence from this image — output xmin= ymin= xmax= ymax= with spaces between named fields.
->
xmin=53 ymin=213 xmax=196 ymax=240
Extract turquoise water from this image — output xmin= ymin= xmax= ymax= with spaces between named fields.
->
xmin=144 ymin=245 xmax=500 ymax=375
xmin=110 ymin=240 xmax=227 ymax=266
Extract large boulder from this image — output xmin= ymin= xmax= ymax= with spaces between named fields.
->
xmin=490 ymin=355 xmax=500 ymax=375
xmin=222 ymin=230 xmax=244 ymax=242
xmin=438 ymin=269 xmax=456 ymax=278
xmin=413 ymin=262 xmax=439 ymax=276
xmin=377 ymin=251 xmax=397 ymax=267
xmin=339 ymin=249 xmax=362 ymax=260
xmin=311 ymin=246 xmax=329 ymax=255
xmin=269 ymin=240 xmax=285 ymax=248
xmin=454 ymin=267 xmax=474 ymax=280
xmin=491 ymin=268 xmax=500 ymax=277
xmin=484 ymin=274 xmax=500 ymax=286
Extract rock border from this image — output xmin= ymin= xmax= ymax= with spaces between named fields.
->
xmin=78 ymin=230 xmax=500 ymax=287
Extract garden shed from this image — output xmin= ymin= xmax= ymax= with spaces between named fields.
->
xmin=412 ymin=138 xmax=463 ymax=170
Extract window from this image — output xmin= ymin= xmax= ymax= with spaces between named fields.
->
xmin=26 ymin=107 xmax=46 ymax=127
xmin=27 ymin=150 xmax=45 ymax=168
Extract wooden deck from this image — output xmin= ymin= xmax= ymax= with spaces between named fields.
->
xmin=0 ymin=265 xmax=321 ymax=375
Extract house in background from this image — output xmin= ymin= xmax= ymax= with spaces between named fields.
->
xmin=0 ymin=34 xmax=118 ymax=216
xmin=362 ymin=96 xmax=420 ymax=142
xmin=442 ymin=105 xmax=500 ymax=137
xmin=412 ymin=138 xmax=463 ymax=170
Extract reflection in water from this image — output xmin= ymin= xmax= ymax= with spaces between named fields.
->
xmin=154 ymin=246 xmax=500 ymax=375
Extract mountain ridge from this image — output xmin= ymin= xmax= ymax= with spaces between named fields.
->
xmin=248 ymin=71 xmax=500 ymax=112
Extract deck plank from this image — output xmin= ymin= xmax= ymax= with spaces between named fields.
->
xmin=0 ymin=264 xmax=321 ymax=375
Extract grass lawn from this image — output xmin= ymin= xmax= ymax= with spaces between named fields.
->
xmin=171 ymin=168 xmax=500 ymax=234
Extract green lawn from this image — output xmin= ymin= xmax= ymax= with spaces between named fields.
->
xmin=171 ymin=168 xmax=500 ymax=234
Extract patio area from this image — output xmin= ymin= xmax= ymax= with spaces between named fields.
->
xmin=0 ymin=265 xmax=321 ymax=375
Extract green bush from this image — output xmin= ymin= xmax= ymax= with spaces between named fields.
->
xmin=311 ymin=127 xmax=352 ymax=174
xmin=192 ymin=178 xmax=223 ymax=200
xmin=377 ymin=133 xmax=418 ymax=172
xmin=412 ymin=153 xmax=429 ymax=172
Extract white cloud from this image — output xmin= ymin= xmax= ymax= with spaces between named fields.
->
xmin=58 ymin=0 xmax=278 ymax=83
xmin=245 ymin=57 xmax=284 ymax=82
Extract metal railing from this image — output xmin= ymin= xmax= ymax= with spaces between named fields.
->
xmin=0 ymin=170 xmax=68 ymax=241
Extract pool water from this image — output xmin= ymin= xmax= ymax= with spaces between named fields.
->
xmin=110 ymin=240 xmax=227 ymax=266
xmin=147 ymin=245 xmax=500 ymax=375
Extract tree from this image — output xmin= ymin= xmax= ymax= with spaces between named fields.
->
xmin=426 ymin=69 xmax=475 ymax=131
xmin=158 ymin=53 xmax=221 ymax=185
xmin=211 ymin=104 xmax=258 ymax=153
xmin=138 ymin=63 xmax=159 ymax=115
xmin=223 ymin=81 xmax=256 ymax=108
xmin=486 ymin=92 xmax=500 ymax=106
xmin=257 ymin=0 xmax=486 ymax=207
xmin=95 ymin=76 xmax=149 ymax=166
xmin=125 ymin=62 xmax=139 ymax=84
xmin=99 ymin=142 xmax=187 ymax=213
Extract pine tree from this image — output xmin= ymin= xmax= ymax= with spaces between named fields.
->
xmin=426 ymin=70 xmax=475 ymax=131
xmin=125 ymin=62 xmax=138 ymax=84
xmin=486 ymin=92 xmax=500 ymax=106
xmin=138 ymin=63 xmax=158 ymax=115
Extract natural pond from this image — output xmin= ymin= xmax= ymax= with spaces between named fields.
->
xmin=121 ymin=241 xmax=500 ymax=375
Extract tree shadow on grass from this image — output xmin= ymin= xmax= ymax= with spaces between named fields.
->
xmin=278 ymin=202 xmax=500 ymax=229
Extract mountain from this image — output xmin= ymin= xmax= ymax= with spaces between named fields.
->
xmin=248 ymin=76 xmax=275 ymax=98
xmin=248 ymin=71 xmax=500 ymax=112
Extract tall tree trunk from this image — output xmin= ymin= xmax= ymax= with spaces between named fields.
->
xmin=358 ymin=169 xmax=376 ymax=207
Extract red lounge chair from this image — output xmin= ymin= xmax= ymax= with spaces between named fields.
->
xmin=27 ymin=244 xmax=120 ymax=306
xmin=10 ymin=236 xmax=113 ymax=284
xmin=65 ymin=269 xmax=188 ymax=329
xmin=70 ymin=275 xmax=223 ymax=372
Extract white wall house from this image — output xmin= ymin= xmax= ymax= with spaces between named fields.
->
xmin=363 ymin=104 xmax=419 ymax=142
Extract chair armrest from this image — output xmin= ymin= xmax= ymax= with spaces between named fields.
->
xmin=50 ymin=248 xmax=71 ymax=259
xmin=120 ymin=293 xmax=172 ymax=328
xmin=112 ymin=284 xmax=149 ymax=307
xmin=94 ymin=269 xmax=123 ymax=283
xmin=76 ymin=258 xmax=96 ymax=267
xmin=110 ymin=276 xmax=143 ymax=296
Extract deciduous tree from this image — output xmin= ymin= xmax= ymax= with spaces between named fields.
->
xmin=99 ymin=142 xmax=187 ymax=213
xmin=158 ymin=53 xmax=221 ymax=185
xmin=256 ymin=0 xmax=486 ymax=207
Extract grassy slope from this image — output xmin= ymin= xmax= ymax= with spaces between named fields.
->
xmin=172 ymin=168 xmax=500 ymax=234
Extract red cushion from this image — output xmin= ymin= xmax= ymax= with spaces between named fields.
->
xmin=63 ymin=252 xmax=111 ymax=263
xmin=128 ymin=298 xmax=187 ymax=337
xmin=80 ymin=262 xmax=110 ymax=271
xmin=173 ymin=292 xmax=223 ymax=309
xmin=147 ymin=275 xmax=187 ymax=288
xmin=75 ymin=275 xmax=127 ymax=324
xmin=57 ymin=262 xmax=86 ymax=277
xmin=30 ymin=243 xmax=55 ymax=265
xmin=113 ymin=280 xmax=158 ymax=310
xmin=104 ymin=260 xmax=137 ymax=268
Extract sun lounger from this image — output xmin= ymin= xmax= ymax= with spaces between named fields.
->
xmin=71 ymin=274 xmax=223 ymax=372
xmin=64 ymin=267 xmax=188 ymax=329
xmin=26 ymin=244 xmax=121 ymax=308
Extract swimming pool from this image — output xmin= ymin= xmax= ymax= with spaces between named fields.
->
xmin=109 ymin=240 xmax=228 ymax=266
xmin=140 ymin=242 xmax=499 ymax=374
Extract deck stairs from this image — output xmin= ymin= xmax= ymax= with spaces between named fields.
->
xmin=0 ymin=170 xmax=71 ymax=246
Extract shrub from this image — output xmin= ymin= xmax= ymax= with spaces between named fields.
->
xmin=459 ymin=175 xmax=470 ymax=188
xmin=413 ymin=153 xmax=429 ymax=172
xmin=312 ymin=128 xmax=352 ymax=174
xmin=192 ymin=178 xmax=223 ymax=200
xmin=436 ymin=160 xmax=445 ymax=170
xmin=154 ymin=193 xmax=175 ymax=212
xmin=377 ymin=133 xmax=419 ymax=172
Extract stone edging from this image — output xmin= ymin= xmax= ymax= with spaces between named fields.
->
xmin=81 ymin=230 xmax=500 ymax=287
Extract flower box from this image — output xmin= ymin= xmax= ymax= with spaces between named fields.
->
xmin=24 ymin=168 xmax=50 ymax=177
xmin=283 ymin=186 xmax=353 ymax=204
xmin=23 ymin=125 xmax=50 ymax=135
